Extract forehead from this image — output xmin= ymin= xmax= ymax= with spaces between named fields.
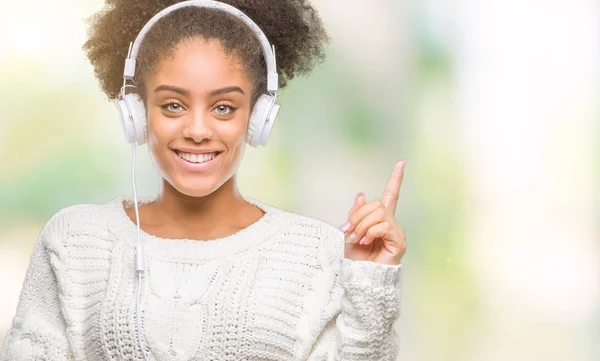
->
xmin=148 ymin=38 xmax=250 ymax=94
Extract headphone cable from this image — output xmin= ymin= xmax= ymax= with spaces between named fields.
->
xmin=132 ymin=142 xmax=150 ymax=361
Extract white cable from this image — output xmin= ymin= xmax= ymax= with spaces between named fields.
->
xmin=136 ymin=273 xmax=148 ymax=361
xmin=132 ymin=143 xmax=150 ymax=361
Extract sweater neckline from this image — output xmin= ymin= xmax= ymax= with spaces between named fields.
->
xmin=107 ymin=195 xmax=285 ymax=261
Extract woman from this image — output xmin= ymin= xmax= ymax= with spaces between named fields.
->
xmin=0 ymin=0 xmax=408 ymax=360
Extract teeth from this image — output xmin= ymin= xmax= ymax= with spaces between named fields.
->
xmin=176 ymin=151 xmax=219 ymax=164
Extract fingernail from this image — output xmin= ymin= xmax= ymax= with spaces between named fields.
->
xmin=345 ymin=233 xmax=356 ymax=243
xmin=359 ymin=236 xmax=366 ymax=245
xmin=340 ymin=222 xmax=351 ymax=232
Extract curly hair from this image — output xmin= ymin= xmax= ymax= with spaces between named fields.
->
xmin=82 ymin=0 xmax=329 ymax=104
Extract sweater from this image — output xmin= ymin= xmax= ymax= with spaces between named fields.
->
xmin=0 ymin=196 xmax=404 ymax=361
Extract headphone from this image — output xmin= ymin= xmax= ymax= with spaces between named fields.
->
xmin=116 ymin=0 xmax=280 ymax=148
xmin=119 ymin=2 xmax=281 ymax=360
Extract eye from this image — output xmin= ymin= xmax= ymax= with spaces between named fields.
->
xmin=160 ymin=101 xmax=185 ymax=113
xmin=214 ymin=104 xmax=237 ymax=115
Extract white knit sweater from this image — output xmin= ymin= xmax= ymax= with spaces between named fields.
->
xmin=0 ymin=196 xmax=403 ymax=361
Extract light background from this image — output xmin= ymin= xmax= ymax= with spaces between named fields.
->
xmin=0 ymin=0 xmax=598 ymax=360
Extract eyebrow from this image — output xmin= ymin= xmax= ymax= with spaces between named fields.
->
xmin=154 ymin=85 xmax=245 ymax=97
xmin=154 ymin=85 xmax=189 ymax=97
xmin=210 ymin=86 xmax=245 ymax=96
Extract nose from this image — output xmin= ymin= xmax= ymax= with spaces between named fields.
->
xmin=182 ymin=109 xmax=213 ymax=143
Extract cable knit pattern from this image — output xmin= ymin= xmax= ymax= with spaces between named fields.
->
xmin=0 ymin=196 xmax=403 ymax=361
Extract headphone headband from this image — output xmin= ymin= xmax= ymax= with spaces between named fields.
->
xmin=122 ymin=0 xmax=278 ymax=93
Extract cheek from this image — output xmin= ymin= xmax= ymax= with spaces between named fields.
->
xmin=146 ymin=113 xmax=178 ymax=165
xmin=210 ymin=109 xmax=253 ymax=144
xmin=148 ymin=111 xmax=175 ymax=138
xmin=221 ymin=118 xmax=248 ymax=139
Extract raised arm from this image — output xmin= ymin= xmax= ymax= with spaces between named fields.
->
xmin=307 ymin=160 xmax=408 ymax=360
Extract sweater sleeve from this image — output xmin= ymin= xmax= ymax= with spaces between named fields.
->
xmin=306 ymin=227 xmax=404 ymax=361
xmin=0 ymin=213 xmax=74 ymax=361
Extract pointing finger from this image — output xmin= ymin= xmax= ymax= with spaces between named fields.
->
xmin=382 ymin=160 xmax=406 ymax=215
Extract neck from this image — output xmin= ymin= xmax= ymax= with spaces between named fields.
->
xmin=150 ymin=174 xmax=257 ymax=239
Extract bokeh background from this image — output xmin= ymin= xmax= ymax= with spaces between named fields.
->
xmin=0 ymin=0 xmax=598 ymax=360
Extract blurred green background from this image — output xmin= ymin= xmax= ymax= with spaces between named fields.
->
xmin=0 ymin=0 xmax=598 ymax=360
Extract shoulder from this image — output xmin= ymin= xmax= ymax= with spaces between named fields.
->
xmin=259 ymin=200 xmax=346 ymax=268
xmin=39 ymin=197 xmax=123 ymax=249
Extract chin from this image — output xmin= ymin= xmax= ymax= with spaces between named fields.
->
xmin=170 ymin=177 xmax=221 ymax=198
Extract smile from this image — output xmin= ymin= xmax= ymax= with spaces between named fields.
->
xmin=175 ymin=150 xmax=220 ymax=163
xmin=171 ymin=150 xmax=223 ymax=172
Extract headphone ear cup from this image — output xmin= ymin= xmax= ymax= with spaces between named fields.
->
xmin=117 ymin=93 xmax=147 ymax=145
xmin=259 ymin=102 xmax=279 ymax=146
xmin=117 ymin=97 xmax=136 ymax=144
xmin=246 ymin=94 xmax=279 ymax=147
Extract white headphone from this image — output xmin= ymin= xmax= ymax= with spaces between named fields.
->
xmin=116 ymin=0 xmax=281 ymax=148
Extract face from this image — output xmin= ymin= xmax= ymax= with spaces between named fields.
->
xmin=144 ymin=38 xmax=253 ymax=198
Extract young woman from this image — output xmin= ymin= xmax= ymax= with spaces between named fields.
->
xmin=0 ymin=0 xmax=408 ymax=360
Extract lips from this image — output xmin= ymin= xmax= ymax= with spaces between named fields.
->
xmin=171 ymin=149 xmax=222 ymax=172
xmin=174 ymin=150 xmax=221 ymax=164
xmin=174 ymin=149 xmax=224 ymax=154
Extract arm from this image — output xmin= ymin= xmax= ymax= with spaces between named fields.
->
xmin=0 ymin=215 xmax=74 ymax=361
xmin=306 ymin=258 xmax=403 ymax=361
xmin=307 ymin=162 xmax=408 ymax=360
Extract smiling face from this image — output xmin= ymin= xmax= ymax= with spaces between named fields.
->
xmin=144 ymin=38 xmax=253 ymax=198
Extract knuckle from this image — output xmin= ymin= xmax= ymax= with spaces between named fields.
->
xmin=383 ymin=191 xmax=397 ymax=199
xmin=354 ymin=225 xmax=365 ymax=237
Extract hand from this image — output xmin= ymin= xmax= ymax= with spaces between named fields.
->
xmin=339 ymin=160 xmax=407 ymax=265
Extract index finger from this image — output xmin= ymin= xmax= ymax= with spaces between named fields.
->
xmin=382 ymin=160 xmax=406 ymax=214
